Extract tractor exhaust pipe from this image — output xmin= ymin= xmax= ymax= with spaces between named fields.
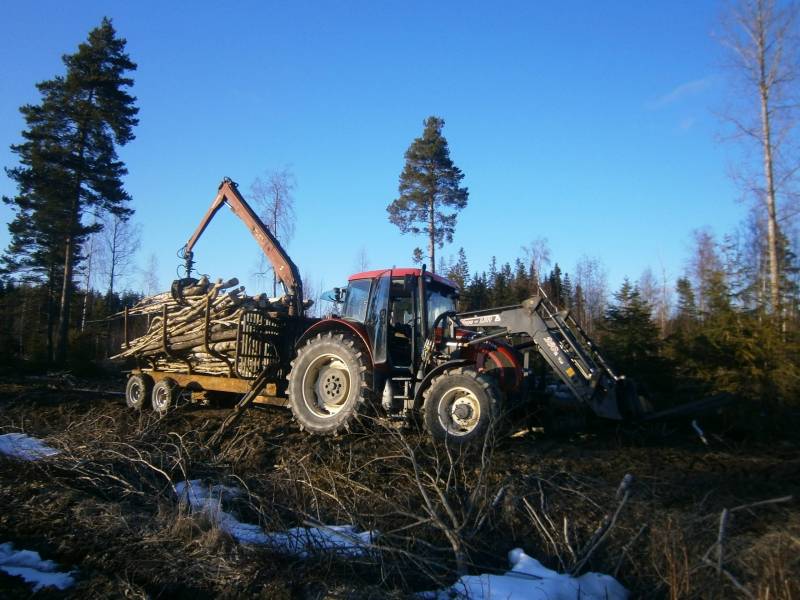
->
xmin=419 ymin=264 xmax=428 ymax=342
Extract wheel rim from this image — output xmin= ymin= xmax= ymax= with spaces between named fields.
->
xmin=437 ymin=386 xmax=481 ymax=436
xmin=301 ymin=354 xmax=351 ymax=418
xmin=128 ymin=380 xmax=144 ymax=407
xmin=153 ymin=386 xmax=170 ymax=412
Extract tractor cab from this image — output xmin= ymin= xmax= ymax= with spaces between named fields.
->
xmin=338 ymin=268 xmax=459 ymax=373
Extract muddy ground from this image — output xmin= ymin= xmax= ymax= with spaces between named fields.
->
xmin=0 ymin=377 xmax=797 ymax=599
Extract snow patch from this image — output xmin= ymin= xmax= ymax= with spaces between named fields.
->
xmin=175 ymin=480 xmax=376 ymax=557
xmin=0 ymin=433 xmax=59 ymax=460
xmin=422 ymin=547 xmax=628 ymax=600
xmin=0 ymin=543 xmax=75 ymax=591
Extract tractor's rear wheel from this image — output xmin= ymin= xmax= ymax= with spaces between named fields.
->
xmin=423 ymin=367 xmax=501 ymax=445
xmin=125 ymin=374 xmax=152 ymax=411
xmin=287 ymin=332 xmax=372 ymax=434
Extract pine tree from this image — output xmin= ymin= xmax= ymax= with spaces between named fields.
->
xmin=387 ymin=116 xmax=468 ymax=273
xmin=2 ymin=18 xmax=138 ymax=363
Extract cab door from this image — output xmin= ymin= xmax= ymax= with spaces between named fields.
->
xmin=365 ymin=271 xmax=391 ymax=364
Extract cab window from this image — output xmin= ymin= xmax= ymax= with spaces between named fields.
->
xmin=426 ymin=283 xmax=457 ymax=328
xmin=366 ymin=273 xmax=391 ymax=363
xmin=389 ymin=278 xmax=413 ymax=327
xmin=341 ymin=279 xmax=371 ymax=322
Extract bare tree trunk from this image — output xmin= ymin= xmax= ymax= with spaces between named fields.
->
xmin=19 ymin=289 xmax=27 ymax=360
xmin=58 ymin=119 xmax=89 ymax=364
xmin=757 ymin=12 xmax=782 ymax=316
xmin=46 ymin=261 xmax=56 ymax=364
xmin=81 ymin=229 xmax=95 ymax=331
xmin=57 ymin=231 xmax=75 ymax=364
xmin=273 ymin=210 xmax=278 ymax=297
xmin=108 ymin=218 xmax=118 ymax=298
xmin=428 ymin=199 xmax=436 ymax=273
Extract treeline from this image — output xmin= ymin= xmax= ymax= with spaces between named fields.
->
xmin=0 ymin=282 xmax=141 ymax=373
xmin=439 ymin=221 xmax=800 ymax=410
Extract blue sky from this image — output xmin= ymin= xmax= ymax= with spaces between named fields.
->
xmin=1 ymin=1 xmax=748 ymax=303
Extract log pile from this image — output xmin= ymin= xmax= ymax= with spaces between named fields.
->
xmin=113 ymin=276 xmax=289 ymax=376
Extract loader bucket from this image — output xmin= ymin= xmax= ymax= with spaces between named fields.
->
xmin=616 ymin=378 xmax=654 ymax=419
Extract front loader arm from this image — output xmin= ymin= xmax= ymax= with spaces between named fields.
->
xmin=184 ymin=177 xmax=304 ymax=316
xmin=458 ymin=295 xmax=624 ymax=419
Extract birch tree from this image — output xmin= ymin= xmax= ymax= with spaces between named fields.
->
xmin=99 ymin=212 xmax=141 ymax=299
xmin=250 ymin=167 xmax=296 ymax=296
xmin=720 ymin=0 xmax=799 ymax=317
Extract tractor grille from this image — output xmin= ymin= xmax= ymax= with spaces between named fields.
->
xmin=236 ymin=311 xmax=282 ymax=379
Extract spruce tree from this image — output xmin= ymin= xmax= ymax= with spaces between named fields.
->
xmin=444 ymin=248 xmax=470 ymax=310
xmin=495 ymin=262 xmax=514 ymax=305
xmin=387 ymin=116 xmax=468 ymax=273
xmin=548 ymin=263 xmax=564 ymax=306
xmin=464 ymin=271 xmax=489 ymax=311
xmin=601 ymin=279 xmax=668 ymax=394
xmin=674 ymin=277 xmax=698 ymax=333
xmin=562 ymin=273 xmax=574 ymax=310
xmin=446 ymin=247 xmax=470 ymax=290
xmin=2 ymin=18 xmax=138 ymax=363
xmin=512 ymin=257 xmax=530 ymax=302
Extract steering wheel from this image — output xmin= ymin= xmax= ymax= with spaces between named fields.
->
xmin=430 ymin=311 xmax=459 ymax=352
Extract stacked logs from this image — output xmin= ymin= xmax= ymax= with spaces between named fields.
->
xmin=113 ymin=276 xmax=289 ymax=375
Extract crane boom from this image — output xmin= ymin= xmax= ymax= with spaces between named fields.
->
xmin=184 ymin=177 xmax=304 ymax=316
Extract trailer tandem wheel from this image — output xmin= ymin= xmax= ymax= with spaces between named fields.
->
xmin=151 ymin=378 xmax=180 ymax=415
xmin=125 ymin=374 xmax=152 ymax=410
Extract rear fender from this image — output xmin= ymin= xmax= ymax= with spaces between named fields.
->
xmin=297 ymin=318 xmax=374 ymax=365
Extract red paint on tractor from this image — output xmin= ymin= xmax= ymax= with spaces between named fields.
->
xmin=297 ymin=318 xmax=374 ymax=364
xmin=348 ymin=267 xmax=458 ymax=290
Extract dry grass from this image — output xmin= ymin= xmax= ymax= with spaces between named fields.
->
xmin=0 ymin=378 xmax=797 ymax=598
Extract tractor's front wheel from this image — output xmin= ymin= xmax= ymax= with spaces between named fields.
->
xmin=287 ymin=332 xmax=372 ymax=434
xmin=423 ymin=368 xmax=501 ymax=445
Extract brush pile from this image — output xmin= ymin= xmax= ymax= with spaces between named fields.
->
xmin=112 ymin=276 xmax=288 ymax=375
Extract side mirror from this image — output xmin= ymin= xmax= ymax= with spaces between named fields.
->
xmin=321 ymin=287 xmax=345 ymax=303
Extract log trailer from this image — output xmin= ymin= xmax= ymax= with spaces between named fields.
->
xmin=124 ymin=178 xmax=651 ymax=444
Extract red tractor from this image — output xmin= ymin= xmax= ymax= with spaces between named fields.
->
xmin=287 ymin=267 xmax=499 ymax=440
xmin=285 ymin=266 xmax=643 ymax=443
xmin=124 ymin=179 xmax=649 ymax=445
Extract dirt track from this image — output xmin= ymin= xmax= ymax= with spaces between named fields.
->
xmin=0 ymin=378 xmax=797 ymax=598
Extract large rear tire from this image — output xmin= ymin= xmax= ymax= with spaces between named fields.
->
xmin=423 ymin=367 xmax=501 ymax=445
xmin=287 ymin=332 xmax=372 ymax=434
